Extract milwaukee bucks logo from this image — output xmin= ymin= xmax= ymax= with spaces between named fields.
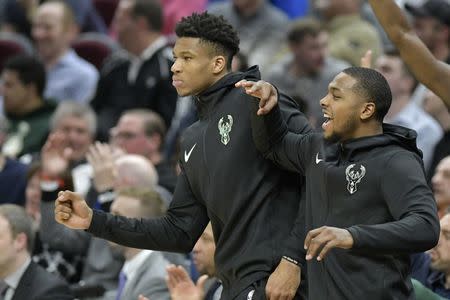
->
xmin=345 ymin=164 xmax=366 ymax=194
xmin=218 ymin=115 xmax=233 ymax=145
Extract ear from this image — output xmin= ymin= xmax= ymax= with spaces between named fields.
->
xmin=14 ymin=232 xmax=28 ymax=252
xmin=148 ymin=134 xmax=162 ymax=151
xmin=211 ymin=56 xmax=227 ymax=75
xmin=360 ymin=102 xmax=376 ymax=120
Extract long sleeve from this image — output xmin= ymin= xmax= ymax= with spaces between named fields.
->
xmin=249 ymin=93 xmax=313 ymax=267
xmin=347 ymin=152 xmax=440 ymax=253
xmin=87 ymin=170 xmax=210 ymax=253
xmin=249 ymin=94 xmax=314 ymax=174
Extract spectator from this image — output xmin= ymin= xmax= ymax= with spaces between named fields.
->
xmin=311 ymin=0 xmax=382 ymax=66
xmin=266 ymin=17 xmax=349 ymax=127
xmin=167 ymin=223 xmax=222 ymax=300
xmin=46 ymin=102 xmax=96 ymax=196
xmin=375 ymin=49 xmax=442 ymax=171
xmin=412 ymin=213 xmax=450 ymax=298
xmin=110 ymin=109 xmax=177 ymax=193
xmin=431 ymin=156 xmax=450 ymax=219
xmin=424 ymin=91 xmax=450 ymax=180
xmin=0 ymin=115 xmax=27 ymax=206
xmin=1 ymin=55 xmax=56 ymax=158
xmin=91 ymin=0 xmax=178 ymax=141
xmin=208 ymin=0 xmax=290 ymax=73
xmin=0 ymin=204 xmax=73 ymax=300
xmin=404 ymin=0 xmax=450 ymax=64
xmin=32 ymin=0 xmax=99 ymax=103
xmin=105 ymin=187 xmax=170 ymax=300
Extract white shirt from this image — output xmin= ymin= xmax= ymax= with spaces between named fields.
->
xmin=121 ymin=250 xmax=153 ymax=284
xmin=3 ymin=257 xmax=31 ymax=300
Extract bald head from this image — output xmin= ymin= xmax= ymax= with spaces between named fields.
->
xmin=114 ymin=154 xmax=158 ymax=189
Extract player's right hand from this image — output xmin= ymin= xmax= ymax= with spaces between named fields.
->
xmin=54 ymin=190 xmax=93 ymax=230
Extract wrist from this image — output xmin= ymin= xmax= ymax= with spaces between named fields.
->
xmin=85 ymin=208 xmax=94 ymax=229
xmin=281 ymin=256 xmax=300 ymax=268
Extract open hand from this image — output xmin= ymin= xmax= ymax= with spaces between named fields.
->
xmin=86 ymin=142 xmax=122 ymax=192
xmin=166 ymin=265 xmax=208 ymax=300
xmin=235 ymin=80 xmax=278 ymax=115
xmin=41 ymin=132 xmax=72 ymax=176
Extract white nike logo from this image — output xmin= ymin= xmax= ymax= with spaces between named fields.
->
xmin=184 ymin=143 xmax=197 ymax=163
xmin=315 ymin=152 xmax=324 ymax=164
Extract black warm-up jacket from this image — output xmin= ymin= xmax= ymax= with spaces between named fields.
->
xmin=249 ymin=99 xmax=440 ymax=300
xmin=87 ymin=66 xmax=312 ymax=299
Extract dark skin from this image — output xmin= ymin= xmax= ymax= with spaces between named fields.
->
xmin=368 ymin=0 xmax=450 ymax=108
xmin=235 ymin=80 xmax=355 ymax=261
xmin=56 ymin=36 xmax=302 ymax=300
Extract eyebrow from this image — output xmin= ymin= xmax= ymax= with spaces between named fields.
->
xmin=173 ymin=50 xmax=195 ymax=56
xmin=329 ymin=86 xmax=342 ymax=93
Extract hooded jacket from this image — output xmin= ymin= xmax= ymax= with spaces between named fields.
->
xmin=87 ymin=66 xmax=312 ymax=299
xmin=250 ymin=102 xmax=440 ymax=300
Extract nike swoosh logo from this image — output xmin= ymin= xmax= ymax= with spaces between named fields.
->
xmin=184 ymin=143 xmax=197 ymax=163
xmin=315 ymin=152 xmax=324 ymax=164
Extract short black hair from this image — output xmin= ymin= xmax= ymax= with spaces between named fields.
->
xmin=175 ymin=12 xmax=240 ymax=70
xmin=4 ymin=55 xmax=46 ymax=97
xmin=288 ymin=17 xmax=322 ymax=44
xmin=131 ymin=0 xmax=163 ymax=32
xmin=342 ymin=67 xmax=392 ymax=122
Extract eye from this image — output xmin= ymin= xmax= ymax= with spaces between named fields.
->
xmin=184 ymin=57 xmax=192 ymax=61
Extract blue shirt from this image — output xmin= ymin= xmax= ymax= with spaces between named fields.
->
xmin=411 ymin=252 xmax=450 ymax=298
xmin=0 ymin=158 xmax=27 ymax=206
xmin=44 ymin=50 xmax=99 ymax=103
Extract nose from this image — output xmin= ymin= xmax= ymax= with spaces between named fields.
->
xmin=431 ymin=173 xmax=440 ymax=187
xmin=320 ymin=94 xmax=329 ymax=108
xmin=171 ymin=59 xmax=181 ymax=73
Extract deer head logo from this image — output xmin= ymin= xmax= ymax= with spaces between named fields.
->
xmin=345 ymin=164 xmax=366 ymax=194
xmin=218 ymin=115 xmax=233 ymax=145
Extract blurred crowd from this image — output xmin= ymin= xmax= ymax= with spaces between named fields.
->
xmin=0 ymin=0 xmax=449 ymax=299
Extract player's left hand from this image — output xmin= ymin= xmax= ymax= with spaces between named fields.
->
xmin=266 ymin=259 xmax=301 ymax=300
xmin=304 ymin=226 xmax=354 ymax=261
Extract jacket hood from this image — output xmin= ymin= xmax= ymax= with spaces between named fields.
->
xmin=195 ymin=65 xmax=261 ymax=118
xmin=327 ymin=123 xmax=423 ymax=162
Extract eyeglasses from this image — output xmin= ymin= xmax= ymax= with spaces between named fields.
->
xmin=109 ymin=128 xmax=142 ymax=140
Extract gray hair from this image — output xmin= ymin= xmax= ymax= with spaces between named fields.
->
xmin=50 ymin=102 xmax=97 ymax=136
xmin=0 ymin=204 xmax=35 ymax=254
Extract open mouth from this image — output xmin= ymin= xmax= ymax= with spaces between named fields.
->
xmin=322 ymin=113 xmax=333 ymax=130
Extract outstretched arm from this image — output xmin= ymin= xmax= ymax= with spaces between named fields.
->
xmin=368 ymin=0 xmax=450 ymax=106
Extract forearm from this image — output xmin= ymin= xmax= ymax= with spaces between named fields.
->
xmin=249 ymin=98 xmax=288 ymax=157
xmin=368 ymin=0 xmax=412 ymax=43
xmin=87 ymin=207 xmax=208 ymax=253
xmin=347 ymin=213 xmax=439 ymax=254
xmin=369 ymin=0 xmax=450 ymax=105
xmin=282 ymin=193 xmax=307 ymax=268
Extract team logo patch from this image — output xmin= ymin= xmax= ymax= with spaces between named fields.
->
xmin=345 ymin=164 xmax=366 ymax=194
xmin=218 ymin=115 xmax=233 ymax=145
